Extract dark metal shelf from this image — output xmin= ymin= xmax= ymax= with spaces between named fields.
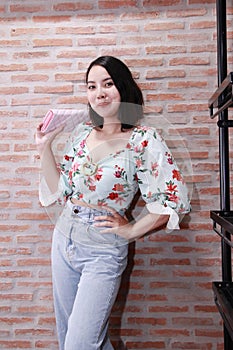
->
xmin=208 ymin=72 xmax=233 ymax=119
xmin=213 ymin=282 xmax=233 ymax=340
xmin=211 ymin=211 xmax=233 ymax=234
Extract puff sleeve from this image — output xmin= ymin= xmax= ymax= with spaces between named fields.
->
xmin=39 ymin=131 xmax=77 ymax=207
xmin=134 ymin=127 xmax=191 ymax=230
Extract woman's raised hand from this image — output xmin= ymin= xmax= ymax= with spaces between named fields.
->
xmin=35 ymin=123 xmax=63 ymax=156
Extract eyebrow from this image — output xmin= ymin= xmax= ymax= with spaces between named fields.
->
xmin=87 ymin=77 xmax=112 ymax=84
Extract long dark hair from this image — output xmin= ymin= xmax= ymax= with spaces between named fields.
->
xmin=85 ymin=56 xmax=144 ymax=130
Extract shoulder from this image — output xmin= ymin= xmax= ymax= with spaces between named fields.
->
xmin=132 ymin=125 xmax=163 ymax=143
xmin=69 ymin=122 xmax=93 ymax=140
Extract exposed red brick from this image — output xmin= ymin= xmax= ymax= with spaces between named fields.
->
xmin=0 ymin=2 xmax=226 ymax=349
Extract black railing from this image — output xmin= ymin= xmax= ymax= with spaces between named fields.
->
xmin=208 ymin=1 xmax=233 ymax=348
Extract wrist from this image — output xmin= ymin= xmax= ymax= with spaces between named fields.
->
xmin=128 ymin=222 xmax=143 ymax=241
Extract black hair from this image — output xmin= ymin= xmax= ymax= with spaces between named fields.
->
xmin=85 ymin=56 xmax=144 ymax=129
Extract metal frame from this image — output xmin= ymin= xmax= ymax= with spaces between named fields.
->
xmin=212 ymin=1 xmax=233 ymax=348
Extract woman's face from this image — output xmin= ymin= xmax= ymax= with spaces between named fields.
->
xmin=86 ymin=65 xmax=121 ymax=121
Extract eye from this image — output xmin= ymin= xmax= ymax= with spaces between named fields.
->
xmin=105 ymin=80 xmax=114 ymax=88
xmin=87 ymin=84 xmax=95 ymax=90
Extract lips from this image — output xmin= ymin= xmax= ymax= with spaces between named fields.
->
xmin=97 ymin=101 xmax=110 ymax=106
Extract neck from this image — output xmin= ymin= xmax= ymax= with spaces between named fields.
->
xmin=99 ymin=121 xmax=122 ymax=135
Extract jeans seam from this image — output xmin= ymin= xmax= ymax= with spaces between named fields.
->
xmin=96 ymin=276 xmax=118 ymax=346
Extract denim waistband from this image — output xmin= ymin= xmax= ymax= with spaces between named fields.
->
xmin=66 ymin=200 xmax=123 ymax=225
xmin=55 ymin=200 xmax=129 ymax=247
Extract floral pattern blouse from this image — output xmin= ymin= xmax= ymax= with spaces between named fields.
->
xmin=40 ymin=122 xmax=191 ymax=230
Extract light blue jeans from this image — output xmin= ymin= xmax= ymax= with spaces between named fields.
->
xmin=51 ymin=201 xmax=128 ymax=350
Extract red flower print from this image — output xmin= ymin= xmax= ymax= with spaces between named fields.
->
xmin=112 ymin=183 xmax=124 ymax=192
xmin=136 ymin=158 xmax=142 ymax=167
xmin=151 ymin=162 xmax=159 ymax=176
xmin=172 ymin=169 xmax=183 ymax=181
xmin=141 ymin=140 xmax=148 ymax=148
xmin=95 ymin=174 xmax=102 ymax=181
xmin=167 ymin=158 xmax=173 ymax=165
xmin=77 ymin=150 xmax=84 ymax=157
xmin=80 ymin=140 xmax=85 ymax=149
xmin=114 ymin=165 xmax=123 ymax=178
xmin=165 ymin=152 xmax=173 ymax=165
xmin=166 ymin=181 xmax=178 ymax=193
xmin=72 ymin=163 xmax=80 ymax=172
xmin=114 ymin=171 xmax=122 ymax=178
xmin=64 ymin=155 xmax=70 ymax=161
xmin=89 ymin=185 xmax=96 ymax=191
xmin=108 ymin=192 xmax=119 ymax=200
xmin=167 ymin=193 xmax=179 ymax=203
xmin=147 ymin=191 xmax=153 ymax=199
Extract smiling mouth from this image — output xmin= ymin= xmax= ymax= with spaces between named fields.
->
xmin=97 ymin=102 xmax=110 ymax=106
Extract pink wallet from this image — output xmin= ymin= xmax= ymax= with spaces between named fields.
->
xmin=41 ymin=108 xmax=89 ymax=133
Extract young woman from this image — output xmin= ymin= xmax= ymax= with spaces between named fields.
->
xmin=36 ymin=56 xmax=190 ymax=350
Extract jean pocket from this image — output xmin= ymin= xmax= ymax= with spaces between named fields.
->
xmin=86 ymin=225 xmax=120 ymax=246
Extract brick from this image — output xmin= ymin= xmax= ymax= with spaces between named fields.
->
xmin=146 ymin=45 xmax=187 ymax=54
xmin=35 ymin=340 xmax=59 ymax=348
xmin=0 ymin=294 xmax=33 ymax=301
xmin=34 ymin=85 xmax=73 ymax=94
xmin=146 ymin=69 xmax=186 ymax=79
xmin=147 ymin=93 xmax=184 ymax=101
xmin=11 ymin=27 xmax=49 ymax=36
xmin=13 ymin=51 xmax=49 ymax=59
xmin=78 ymin=37 xmax=116 ymax=46
xmin=56 ymin=26 xmax=95 ymax=34
xmin=11 ymin=97 xmax=51 ymax=106
xmin=169 ymin=57 xmax=210 ymax=65
xmin=126 ymin=341 xmax=165 ymax=349
xmin=57 ymin=49 xmax=97 ymax=58
xmin=53 ymin=2 xmax=93 ymax=11
xmin=195 ymin=329 xmax=223 ymax=337
xmin=33 ymin=39 xmax=73 ymax=47
xmin=172 ymin=317 xmax=214 ymax=326
xmin=150 ymin=328 xmax=190 ymax=336
xmin=167 ymin=8 xmax=207 ymax=17
xmin=191 ymin=44 xmax=216 ymax=53
xmin=190 ymin=20 xmax=216 ymax=29
xmin=11 ymin=74 xmax=49 ymax=82
xmin=17 ymin=305 xmax=53 ymax=313
xmin=15 ymin=328 xmax=53 ymax=336
xmin=171 ymin=342 xmax=212 ymax=349
xmin=0 ymin=16 xmax=28 ymax=23
xmin=55 ymin=73 xmax=84 ymax=81
xmin=0 ymin=40 xmax=25 ymax=47
xmin=189 ymin=0 xmax=215 ymax=3
xmin=0 ymin=64 xmax=27 ymax=71
xmin=100 ymin=24 xmax=139 ymax=33
xmin=33 ymin=62 xmax=72 ymax=70
xmin=0 ymin=341 xmax=32 ymax=348
xmin=145 ymin=22 xmax=184 ymax=31
xmin=0 ymin=87 xmax=28 ymax=94
xmin=10 ymin=4 xmax=46 ymax=13
xmin=128 ymin=317 xmax=166 ymax=326
xmin=32 ymin=15 xmax=71 ymax=23
xmin=99 ymin=0 xmax=137 ymax=9
xmin=143 ymin=0 xmax=181 ymax=5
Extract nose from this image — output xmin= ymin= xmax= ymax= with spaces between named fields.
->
xmin=96 ymin=86 xmax=106 ymax=99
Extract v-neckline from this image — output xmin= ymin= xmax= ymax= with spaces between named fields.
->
xmin=83 ymin=125 xmax=137 ymax=164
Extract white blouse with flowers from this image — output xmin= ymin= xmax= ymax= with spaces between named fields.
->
xmin=39 ymin=122 xmax=191 ymax=230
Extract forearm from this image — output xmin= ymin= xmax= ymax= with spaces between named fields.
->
xmin=130 ymin=213 xmax=170 ymax=240
xmin=40 ymin=146 xmax=60 ymax=194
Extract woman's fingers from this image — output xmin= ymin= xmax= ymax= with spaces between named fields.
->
xmin=94 ymin=212 xmax=128 ymax=228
